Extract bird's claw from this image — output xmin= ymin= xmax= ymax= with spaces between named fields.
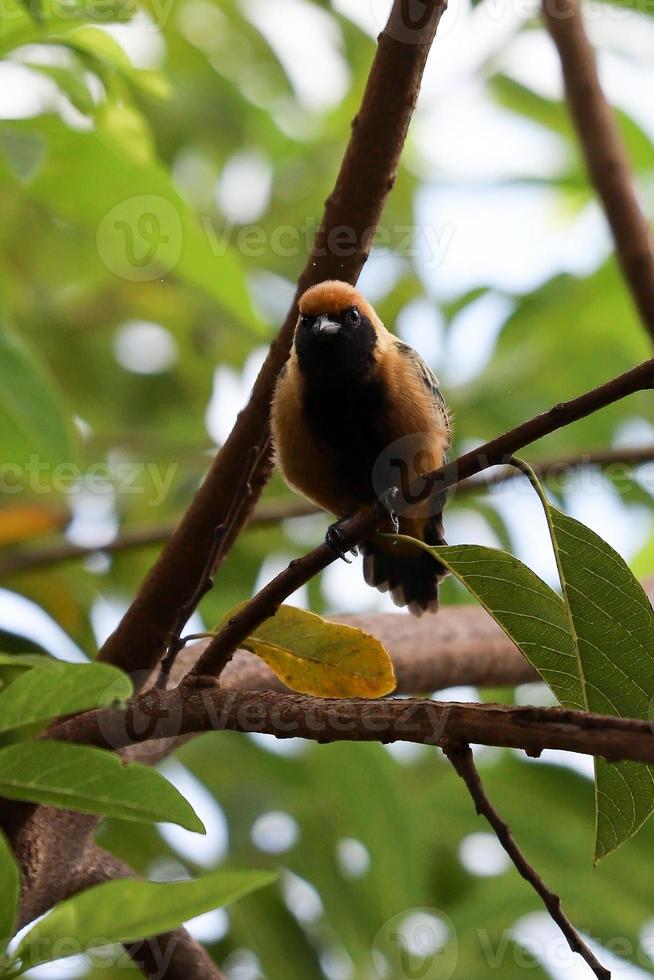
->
xmin=325 ymin=521 xmax=358 ymax=563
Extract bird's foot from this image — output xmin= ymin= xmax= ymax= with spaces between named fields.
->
xmin=380 ymin=487 xmax=400 ymax=534
xmin=325 ymin=519 xmax=358 ymax=563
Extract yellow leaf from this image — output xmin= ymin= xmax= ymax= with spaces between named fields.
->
xmin=229 ymin=604 xmax=396 ymax=699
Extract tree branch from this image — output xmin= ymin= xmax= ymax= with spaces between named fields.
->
xmin=543 ymin=0 xmax=654 ymax=340
xmin=96 ymin=0 xmax=448 ymax=684
xmin=443 ymin=742 xmax=610 ymax=980
xmin=0 ymin=500 xmax=313 ymax=580
xmin=16 ymin=358 xmax=650 ymax=928
xmin=458 ymin=444 xmax=654 ymax=494
xmin=190 ymin=357 xmax=654 ymax=680
xmin=52 ymin=687 xmax=654 ymax=766
xmin=3 ymin=446 xmax=653 ymax=580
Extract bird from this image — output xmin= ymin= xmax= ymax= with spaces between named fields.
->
xmin=271 ymin=279 xmax=451 ymax=615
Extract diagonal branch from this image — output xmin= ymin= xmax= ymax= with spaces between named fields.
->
xmin=543 ymin=0 xmax=654 ymax=340
xmin=3 ymin=445 xmax=654 ymax=580
xmin=97 ymin=0 xmax=448 ymax=684
xmin=190 ymin=357 xmax=654 ymax=680
xmin=443 ymin=742 xmax=610 ymax=980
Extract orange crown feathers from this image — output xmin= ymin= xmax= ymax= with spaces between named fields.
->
xmin=298 ymin=281 xmax=381 ymax=330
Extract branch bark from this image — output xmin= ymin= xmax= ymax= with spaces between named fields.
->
xmin=443 ymin=743 xmax=610 ymax=980
xmin=53 ymin=687 xmax=654 ymax=766
xmin=190 ymin=357 xmax=654 ymax=679
xmin=97 ymin=0 xmax=448 ymax=683
xmin=543 ymin=0 xmax=654 ymax=339
xmin=3 ymin=445 xmax=654 ymax=579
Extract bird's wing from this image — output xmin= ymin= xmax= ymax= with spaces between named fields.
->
xmin=393 ymin=339 xmax=451 ymax=437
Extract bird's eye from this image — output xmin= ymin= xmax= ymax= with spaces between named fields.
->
xmin=346 ymin=307 xmax=361 ymax=326
xmin=301 ymin=314 xmax=313 ymax=327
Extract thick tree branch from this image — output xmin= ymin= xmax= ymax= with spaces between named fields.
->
xmin=190 ymin=358 xmax=654 ymax=679
xmin=3 ymin=446 xmax=654 ymax=580
xmin=53 ymin=687 xmax=654 ymax=766
xmin=543 ymin=0 xmax=654 ymax=339
xmin=443 ymin=742 xmax=610 ymax=980
xmin=97 ymin=0 xmax=448 ymax=683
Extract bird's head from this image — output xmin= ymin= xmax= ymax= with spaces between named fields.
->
xmin=294 ymin=280 xmax=386 ymax=379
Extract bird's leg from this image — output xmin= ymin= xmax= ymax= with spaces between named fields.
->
xmin=325 ymin=518 xmax=359 ymax=563
xmin=380 ymin=486 xmax=400 ymax=534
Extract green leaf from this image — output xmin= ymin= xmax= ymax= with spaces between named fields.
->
xmin=24 ymin=63 xmax=94 ymax=115
xmin=0 ymin=117 xmax=263 ymax=333
xmin=68 ymin=25 xmax=132 ymax=69
xmin=0 ymin=653 xmax=56 ymax=670
xmin=225 ymin=603 xmax=396 ymax=698
xmin=545 ymin=506 xmax=654 ymax=861
xmin=0 ymin=322 xmax=76 ymax=469
xmin=491 ymin=74 xmax=654 ymax=173
xmin=0 ymin=743 xmax=205 ymax=831
xmin=13 ymin=869 xmax=276 ymax=972
xmin=507 ymin=462 xmax=654 ymax=860
xmin=64 ymin=27 xmax=173 ymax=99
xmin=0 ymin=830 xmax=20 ymax=956
xmin=381 ymin=536 xmax=585 ymax=711
xmin=0 ymin=661 xmax=132 ymax=734
xmin=391 ymin=480 xmax=654 ymax=859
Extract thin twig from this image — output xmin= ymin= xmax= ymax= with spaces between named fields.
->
xmin=0 ymin=500 xmax=315 ymax=580
xmin=3 ymin=445 xmax=653 ymax=580
xmin=543 ymin=0 xmax=654 ymax=340
xmin=154 ymin=524 xmax=224 ymax=690
xmin=189 ymin=358 xmax=654 ymax=680
xmin=443 ymin=742 xmax=611 ymax=980
xmin=458 ymin=444 xmax=654 ymax=493
xmin=154 ymin=444 xmax=265 ymax=688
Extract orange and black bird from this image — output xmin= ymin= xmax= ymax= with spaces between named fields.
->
xmin=271 ymin=280 xmax=452 ymax=615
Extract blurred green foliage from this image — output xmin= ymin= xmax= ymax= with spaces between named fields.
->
xmin=1 ymin=0 xmax=654 ymax=974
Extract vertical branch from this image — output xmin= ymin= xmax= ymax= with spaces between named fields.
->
xmin=98 ymin=0 xmax=449 ymax=684
xmin=443 ymin=742 xmax=611 ymax=980
xmin=543 ymin=0 xmax=654 ymax=339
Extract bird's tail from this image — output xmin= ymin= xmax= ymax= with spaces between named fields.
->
xmin=362 ymin=513 xmax=448 ymax=616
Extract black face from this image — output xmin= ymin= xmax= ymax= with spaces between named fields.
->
xmin=294 ymin=305 xmax=377 ymax=381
